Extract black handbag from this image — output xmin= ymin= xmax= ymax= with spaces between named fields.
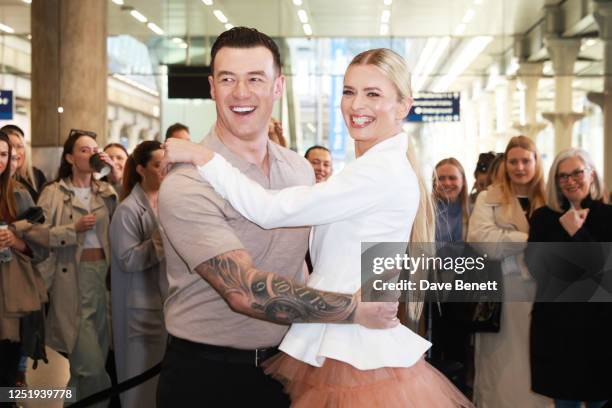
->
xmin=19 ymin=309 xmax=48 ymax=368
xmin=17 ymin=206 xmax=49 ymax=367
xmin=441 ymin=255 xmax=503 ymax=333
xmin=470 ymin=301 xmax=502 ymax=332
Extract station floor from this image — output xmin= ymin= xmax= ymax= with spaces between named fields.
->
xmin=21 ymin=347 xmax=69 ymax=408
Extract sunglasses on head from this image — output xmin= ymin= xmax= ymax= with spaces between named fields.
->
xmin=69 ymin=129 xmax=97 ymax=139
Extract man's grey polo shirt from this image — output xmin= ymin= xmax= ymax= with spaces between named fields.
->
xmin=158 ymin=129 xmax=314 ymax=349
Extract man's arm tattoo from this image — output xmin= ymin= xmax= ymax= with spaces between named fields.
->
xmin=196 ymin=249 xmax=357 ymax=325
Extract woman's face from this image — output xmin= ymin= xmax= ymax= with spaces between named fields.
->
xmin=67 ymin=136 xmax=99 ymax=174
xmin=475 ymin=173 xmax=488 ymax=192
xmin=105 ymin=146 xmax=128 ymax=180
xmin=505 ymin=147 xmax=536 ymax=187
xmin=9 ymin=148 xmax=18 ymax=177
xmin=8 ymin=134 xmax=25 ymax=171
xmin=341 ymin=64 xmax=408 ymax=151
xmin=436 ymin=164 xmax=463 ymax=202
xmin=0 ymin=141 xmax=9 ymax=176
xmin=557 ymin=156 xmax=593 ymax=205
xmin=139 ymin=149 xmax=165 ymax=191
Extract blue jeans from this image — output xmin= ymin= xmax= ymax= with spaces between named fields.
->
xmin=555 ymin=399 xmax=608 ymax=408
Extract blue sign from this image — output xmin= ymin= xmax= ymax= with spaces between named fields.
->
xmin=407 ymin=92 xmax=460 ymax=123
xmin=0 ymin=90 xmax=13 ymax=120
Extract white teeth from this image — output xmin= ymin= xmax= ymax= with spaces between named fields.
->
xmin=352 ymin=116 xmax=373 ymax=125
xmin=232 ymin=106 xmax=255 ymax=113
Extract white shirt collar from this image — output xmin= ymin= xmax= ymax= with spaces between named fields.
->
xmin=361 ymin=132 xmax=408 ymax=157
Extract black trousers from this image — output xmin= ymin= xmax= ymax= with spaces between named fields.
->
xmin=157 ymin=337 xmax=289 ymax=408
xmin=0 ymin=340 xmax=21 ymax=408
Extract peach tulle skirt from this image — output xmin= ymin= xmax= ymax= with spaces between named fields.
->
xmin=263 ymin=352 xmax=474 ymax=408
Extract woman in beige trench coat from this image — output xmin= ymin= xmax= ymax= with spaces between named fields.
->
xmin=37 ymin=130 xmax=118 ymax=407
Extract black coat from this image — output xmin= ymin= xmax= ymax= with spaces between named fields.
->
xmin=17 ymin=167 xmax=47 ymax=203
xmin=526 ymin=197 xmax=612 ymax=400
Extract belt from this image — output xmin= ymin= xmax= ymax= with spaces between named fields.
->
xmin=168 ymin=335 xmax=280 ymax=367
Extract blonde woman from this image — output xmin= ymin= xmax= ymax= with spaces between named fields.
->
xmin=1 ymin=125 xmax=47 ymax=202
xmin=467 ymin=136 xmax=551 ymax=408
xmin=162 ymin=48 xmax=471 ymax=407
xmin=431 ymin=158 xmax=473 ymax=393
xmin=433 ymin=157 xmax=470 ymax=243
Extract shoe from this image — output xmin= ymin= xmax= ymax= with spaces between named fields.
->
xmin=14 ymin=370 xmax=26 ymax=388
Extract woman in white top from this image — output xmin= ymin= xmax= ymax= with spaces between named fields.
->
xmin=163 ymin=48 xmax=471 ymax=407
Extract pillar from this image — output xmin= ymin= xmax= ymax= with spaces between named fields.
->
xmin=30 ymin=0 xmax=107 ymax=178
xmin=513 ymin=62 xmax=548 ymax=139
xmin=478 ymin=90 xmax=497 ymax=150
xmin=107 ymin=119 xmax=124 ymax=145
xmin=542 ymin=37 xmax=584 ymax=155
xmin=492 ymin=78 xmax=517 ymax=149
xmin=592 ymin=0 xmax=612 ymax=193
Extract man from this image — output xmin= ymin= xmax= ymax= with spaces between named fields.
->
xmin=157 ymin=27 xmax=396 ymax=407
xmin=305 ymin=145 xmax=333 ymax=182
xmin=164 ymin=122 xmax=190 ymax=140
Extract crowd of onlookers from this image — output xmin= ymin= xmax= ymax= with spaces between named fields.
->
xmin=430 ymin=136 xmax=611 ymax=408
xmin=0 ymin=121 xmax=610 ymax=408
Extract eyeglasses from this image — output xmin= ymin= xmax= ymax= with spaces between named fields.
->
xmin=557 ymin=168 xmax=588 ymax=183
xmin=68 ymin=129 xmax=97 ymax=139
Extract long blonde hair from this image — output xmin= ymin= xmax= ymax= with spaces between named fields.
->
xmin=433 ymin=157 xmax=469 ymax=227
xmin=349 ymin=48 xmax=436 ymax=328
xmin=498 ymin=135 xmax=546 ymax=216
xmin=3 ymin=127 xmax=37 ymax=193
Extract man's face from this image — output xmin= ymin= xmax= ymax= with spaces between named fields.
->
xmin=306 ymin=148 xmax=332 ymax=183
xmin=210 ymin=46 xmax=284 ymax=142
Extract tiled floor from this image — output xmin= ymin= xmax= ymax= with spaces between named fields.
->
xmin=20 ymin=347 xmax=69 ymax=408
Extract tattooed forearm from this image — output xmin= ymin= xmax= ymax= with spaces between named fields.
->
xmin=196 ymin=249 xmax=357 ymax=324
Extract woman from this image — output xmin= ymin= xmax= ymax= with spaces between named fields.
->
xmin=103 ymin=143 xmax=129 ymax=198
xmin=526 ymin=148 xmax=612 ymax=408
xmin=469 ymin=151 xmax=495 ymax=206
xmin=431 ymin=158 xmax=473 ymax=395
xmin=485 ymin=153 xmax=505 ymax=187
xmin=0 ymin=132 xmax=48 ymax=391
xmin=434 ymin=158 xmax=469 ymax=243
xmin=1 ymin=124 xmax=47 ymax=202
xmin=110 ymin=141 xmax=167 ymax=408
xmin=467 ymin=135 xmax=550 ymax=408
xmin=37 ymin=129 xmax=118 ymax=406
xmin=268 ymin=118 xmax=287 ymax=147
xmin=163 ymin=49 xmax=471 ymax=407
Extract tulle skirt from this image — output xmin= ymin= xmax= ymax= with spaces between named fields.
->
xmin=263 ymin=352 xmax=474 ymax=408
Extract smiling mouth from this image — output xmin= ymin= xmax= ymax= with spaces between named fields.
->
xmin=350 ymin=115 xmax=374 ymax=127
xmin=231 ymin=106 xmax=256 ymax=115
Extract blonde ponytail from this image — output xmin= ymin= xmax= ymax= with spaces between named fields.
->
xmin=348 ymin=48 xmax=437 ymax=330
xmin=404 ymin=140 xmax=436 ymax=330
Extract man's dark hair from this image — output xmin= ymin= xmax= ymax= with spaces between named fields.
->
xmin=210 ymin=27 xmax=281 ymax=75
xmin=165 ymin=123 xmax=190 ymax=140
xmin=304 ymin=145 xmax=330 ymax=160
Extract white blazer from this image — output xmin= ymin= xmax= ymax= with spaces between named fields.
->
xmin=197 ymin=132 xmax=431 ymax=370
